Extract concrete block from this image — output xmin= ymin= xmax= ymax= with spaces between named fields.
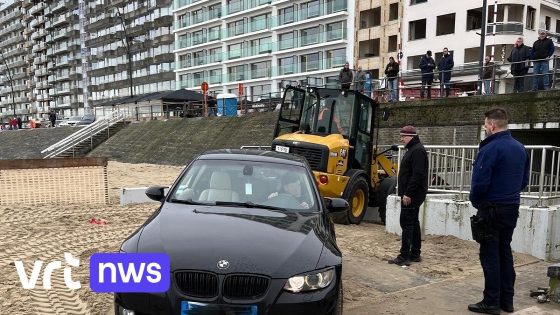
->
xmin=120 ymin=187 xmax=169 ymax=206
xmin=386 ymin=194 xmax=560 ymax=261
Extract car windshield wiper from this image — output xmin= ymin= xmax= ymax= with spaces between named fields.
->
xmin=214 ymin=201 xmax=286 ymax=211
xmin=168 ymin=198 xmax=213 ymax=206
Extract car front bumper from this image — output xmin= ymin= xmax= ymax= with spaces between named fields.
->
xmin=115 ymin=273 xmax=340 ymax=315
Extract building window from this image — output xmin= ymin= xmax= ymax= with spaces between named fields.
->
xmin=209 ymin=47 xmax=222 ymax=63
xmin=250 ymin=85 xmax=271 ymax=99
xmin=251 ymin=13 xmax=271 ymax=32
xmin=228 ymin=20 xmax=244 ymax=37
xmin=360 ymin=7 xmax=381 ymax=29
xmin=466 ymin=8 xmax=482 ymax=31
xmin=251 ymin=37 xmax=272 ymax=55
xmin=389 ymin=3 xmax=398 ymax=21
xmin=326 ymin=21 xmax=344 ymax=41
xmin=279 ymin=57 xmax=295 ymax=75
xmin=209 ymin=3 xmax=221 ymax=19
xmin=359 ymin=38 xmax=380 ymax=58
xmin=388 ymin=35 xmax=397 ymax=52
xmin=279 ymin=6 xmax=295 ymax=25
xmin=209 ymin=26 xmax=221 ymax=41
xmin=302 ymin=0 xmax=320 ymax=19
xmin=301 ymin=53 xmax=320 ymax=72
xmin=228 ymin=0 xmax=243 ymax=14
xmin=228 ymin=65 xmax=245 ymax=81
xmin=410 ymin=0 xmax=427 ymax=4
xmin=326 ymin=0 xmax=345 ymax=14
xmin=545 ymin=16 xmax=551 ymax=30
xmin=192 ymin=8 xmax=204 ymax=24
xmin=436 ymin=13 xmax=455 ymax=36
xmin=301 ymin=26 xmax=319 ymax=46
xmin=526 ymin=6 xmax=535 ymax=30
xmin=409 ymin=19 xmax=426 ymax=40
xmin=228 ymin=43 xmax=242 ymax=59
xmin=209 ymin=69 xmax=222 ymax=84
xmin=192 ymin=30 xmax=204 ymax=45
xmin=278 ymin=32 xmax=294 ymax=50
xmin=251 ymin=61 xmax=271 ymax=79
xmin=326 ymin=48 xmax=345 ymax=68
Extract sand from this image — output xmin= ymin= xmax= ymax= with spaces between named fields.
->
xmin=0 ymin=161 xmax=539 ymax=314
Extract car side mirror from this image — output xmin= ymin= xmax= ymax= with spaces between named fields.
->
xmin=145 ymin=186 xmax=167 ymax=202
xmin=324 ymin=197 xmax=349 ymax=213
xmin=390 ymin=144 xmax=399 ymax=151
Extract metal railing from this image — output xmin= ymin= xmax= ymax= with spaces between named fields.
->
xmin=41 ymin=110 xmax=125 ymax=158
xmin=395 ymin=145 xmax=560 ymax=207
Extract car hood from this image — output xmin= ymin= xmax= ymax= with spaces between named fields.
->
xmin=137 ymin=203 xmax=327 ymax=278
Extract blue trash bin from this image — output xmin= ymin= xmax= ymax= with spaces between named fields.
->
xmin=217 ymin=93 xmax=238 ymax=117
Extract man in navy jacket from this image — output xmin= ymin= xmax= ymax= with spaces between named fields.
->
xmin=468 ymin=108 xmax=529 ymax=315
xmin=437 ymin=47 xmax=454 ymax=97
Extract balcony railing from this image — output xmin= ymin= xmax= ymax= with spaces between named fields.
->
xmin=226 ymin=0 xmax=271 ymax=15
xmin=175 ymin=10 xmax=222 ymax=29
xmin=486 ymin=22 xmax=524 ymax=35
xmin=272 ymin=0 xmax=347 ymax=27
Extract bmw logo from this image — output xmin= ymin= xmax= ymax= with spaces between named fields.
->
xmin=217 ymin=260 xmax=230 ymax=270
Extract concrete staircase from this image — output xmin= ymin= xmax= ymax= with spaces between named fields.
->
xmin=42 ymin=111 xmax=128 ymax=158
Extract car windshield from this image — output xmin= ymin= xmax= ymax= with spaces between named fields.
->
xmin=299 ymin=91 xmax=355 ymax=136
xmin=169 ymin=159 xmax=318 ymax=212
xmin=69 ymin=116 xmax=82 ymax=120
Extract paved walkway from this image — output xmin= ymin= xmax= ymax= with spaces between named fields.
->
xmin=345 ymin=260 xmax=559 ymax=315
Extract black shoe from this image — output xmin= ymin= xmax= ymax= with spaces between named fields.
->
xmin=388 ymin=256 xmax=410 ymax=266
xmin=467 ymin=302 xmax=500 ymax=314
xmin=410 ymin=256 xmax=422 ymax=262
xmin=501 ymin=305 xmax=514 ymax=313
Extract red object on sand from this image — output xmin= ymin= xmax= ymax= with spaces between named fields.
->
xmin=89 ymin=217 xmax=108 ymax=225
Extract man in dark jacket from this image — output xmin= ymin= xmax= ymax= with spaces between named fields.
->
xmin=419 ymin=51 xmax=435 ymax=99
xmin=339 ymin=62 xmax=353 ymax=91
xmin=483 ymin=56 xmax=495 ymax=95
xmin=389 ymin=125 xmax=428 ymax=266
xmin=437 ymin=47 xmax=454 ymax=97
xmin=385 ymin=56 xmax=399 ymax=102
xmin=507 ymin=37 xmax=531 ymax=93
xmin=468 ymin=108 xmax=529 ymax=315
xmin=531 ymin=30 xmax=555 ymax=90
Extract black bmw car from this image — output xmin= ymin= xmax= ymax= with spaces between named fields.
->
xmin=115 ymin=149 xmax=347 ymax=315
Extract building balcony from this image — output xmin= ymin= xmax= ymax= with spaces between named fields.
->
xmin=486 ymin=22 xmax=524 ymax=35
xmin=32 ymin=43 xmax=47 ymax=53
xmin=174 ymin=0 xmax=211 ymax=11
xmin=37 ymin=94 xmax=52 ymax=101
xmin=29 ymin=2 xmax=47 ymax=15
xmin=274 ymin=29 xmax=346 ymax=53
xmin=31 ymin=16 xmax=46 ymax=28
xmin=225 ymin=0 xmax=271 ymax=16
xmin=175 ymin=10 xmax=222 ymax=30
xmin=50 ymin=1 xmax=67 ymax=15
xmin=0 ymin=9 xmax=23 ymax=25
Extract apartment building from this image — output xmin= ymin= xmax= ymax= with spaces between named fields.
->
xmin=401 ymin=0 xmax=560 ymax=93
xmin=355 ymin=0 xmax=402 ymax=80
xmin=87 ymin=0 xmax=175 ymax=107
xmin=173 ymin=0 xmax=355 ymax=98
xmin=0 ymin=0 xmax=28 ymax=119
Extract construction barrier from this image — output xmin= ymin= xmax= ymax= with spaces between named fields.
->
xmin=0 ymin=157 xmax=109 ymax=206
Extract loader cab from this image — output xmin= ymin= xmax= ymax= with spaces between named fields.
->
xmin=274 ymin=86 xmax=377 ymax=174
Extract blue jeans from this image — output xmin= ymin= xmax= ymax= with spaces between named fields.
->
xmin=484 ymin=80 xmax=492 ymax=95
xmin=479 ymin=204 xmax=519 ymax=307
xmin=532 ymin=60 xmax=550 ymax=90
xmin=388 ymin=79 xmax=398 ymax=101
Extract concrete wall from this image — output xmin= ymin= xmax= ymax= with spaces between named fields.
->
xmin=386 ymin=194 xmax=560 ymax=261
xmin=376 ymin=89 xmax=560 ymax=145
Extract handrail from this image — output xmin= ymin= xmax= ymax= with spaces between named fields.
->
xmin=42 ymin=110 xmax=125 ymax=158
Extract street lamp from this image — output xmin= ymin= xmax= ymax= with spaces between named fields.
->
xmin=109 ymin=6 xmax=134 ymax=100
xmin=0 ymin=49 xmax=17 ymax=116
xmin=477 ymin=0 xmax=488 ymax=95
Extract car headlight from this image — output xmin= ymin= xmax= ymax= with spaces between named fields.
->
xmin=283 ymin=268 xmax=335 ymax=293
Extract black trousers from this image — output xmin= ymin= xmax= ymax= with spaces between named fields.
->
xmin=399 ymin=204 xmax=421 ymax=259
xmin=421 ymin=80 xmax=432 ymax=99
xmin=479 ymin=204 xmax=519 ymax=307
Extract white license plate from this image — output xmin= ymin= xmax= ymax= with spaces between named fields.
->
xmin=275 ymin=145 xmax=290 ymax=153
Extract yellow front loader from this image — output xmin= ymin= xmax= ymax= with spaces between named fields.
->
xmin=272 ymin=86 xmax=398 ymax=224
